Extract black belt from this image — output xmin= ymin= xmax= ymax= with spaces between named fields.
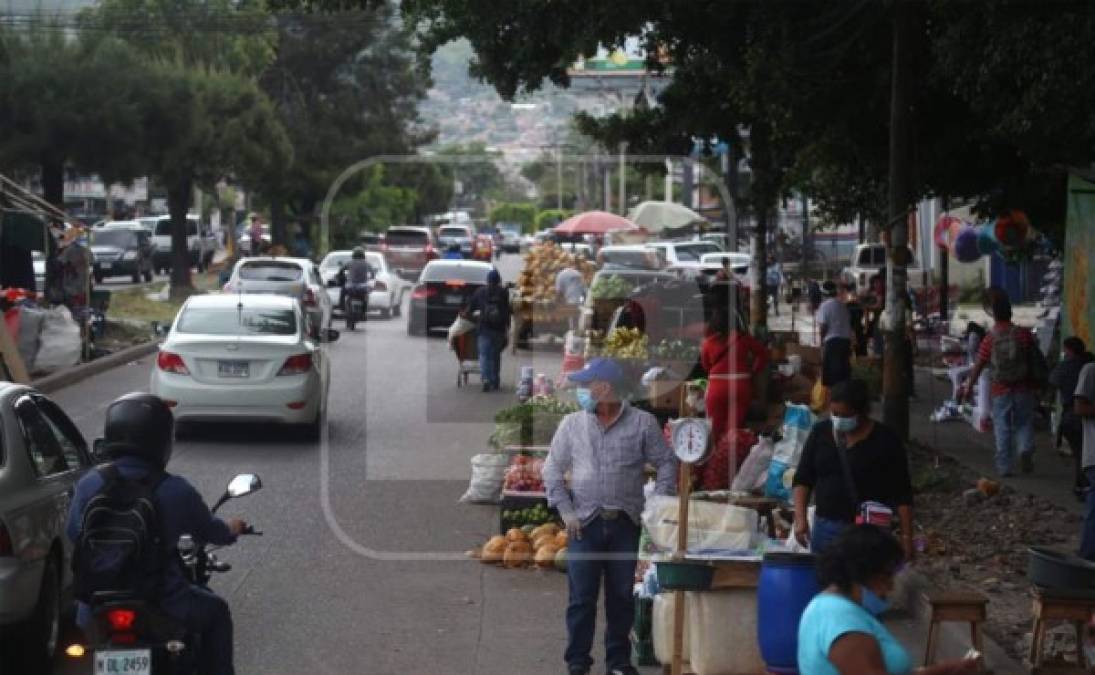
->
xmin=600 ymin=509 xmax=625 ymax=520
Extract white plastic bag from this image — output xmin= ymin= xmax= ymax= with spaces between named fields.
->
xmin=447 ymin=315 xmax=476 ymax=345
xmin=732 ymin=435 xmax=774 ymax=492
xmin=458 ymin=453 xmax=509 ymax=504
xmin=33 ymin=306 xmax=81 ymax=373
xmin=15 ymin=306 xmax=45 ymax=372
xmin=642 ymin=495 xmax=758 ymax=554
xmin=772 ymin=403 xmax=816 ymax=465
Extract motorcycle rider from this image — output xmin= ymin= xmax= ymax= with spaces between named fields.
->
xmin=66 ymin=393 xmax=247 ymax=675
xmin=337 ymin=246 xmax=374 ymax=315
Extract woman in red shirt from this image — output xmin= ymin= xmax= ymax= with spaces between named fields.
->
xmin=701 ymin=306 xmax=768 ymax=442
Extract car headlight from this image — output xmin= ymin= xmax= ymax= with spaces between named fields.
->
xmin=122 ymin=250 xmax=138 ymax=260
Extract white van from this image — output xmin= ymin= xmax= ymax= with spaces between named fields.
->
xmin=842 ymin=243 xmax=923 ymax=294
xmin=151 ymin=215 xmax=216 ymax=273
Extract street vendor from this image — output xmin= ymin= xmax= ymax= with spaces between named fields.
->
xmin=792 ymin=379 xmax=915 ymax=558
xmin=816 ymin=280 xmax=853 ymax=386
xmin=701 ymin=304 xmax=767 ymax=442
xmin=555 ymin=264 xmax=586 ymax=330
xmin=542 ymin=357 xmax=677 ymax=675
xmin=56 ymin=224 xmax=90 ymax=310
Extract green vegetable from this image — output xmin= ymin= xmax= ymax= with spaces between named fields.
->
xmin=589 ymin=274 xmax=634 ymax=300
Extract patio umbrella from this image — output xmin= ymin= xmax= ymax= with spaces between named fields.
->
xmin=626 ymin=201 xmax=705 ymax=232
xmin=553 ymin=210 xmax=638 ymax=235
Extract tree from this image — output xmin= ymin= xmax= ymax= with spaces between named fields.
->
xmin=488 ymin=202 xmax=537 ymax=232
xmin=329 ymin=165 xmax=417 ymax=246
xmin=434 ymin=142 xmax=504 ymax=214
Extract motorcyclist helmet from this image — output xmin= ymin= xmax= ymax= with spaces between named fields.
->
xmin=352 ymin=247 xmax=365 ymax=259
xmin=100 ymin=393 xmax=174 ymax=470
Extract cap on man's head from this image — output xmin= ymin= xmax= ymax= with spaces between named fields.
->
xmin=567 ymin=357 xmax=624 ymax=385
xmin=487 ymin=269 xmax=502 ymax=285
xmin=821 ymin=280 xmax=838 ymax=297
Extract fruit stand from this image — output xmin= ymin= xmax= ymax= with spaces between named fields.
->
xmin=512 ymin=242 xmax=597 ymax=349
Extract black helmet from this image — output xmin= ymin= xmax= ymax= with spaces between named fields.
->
xmin=101 ymin=393 xmax=174 ymax=469
xmin=352 ymin=247 xmax=365 ymax=259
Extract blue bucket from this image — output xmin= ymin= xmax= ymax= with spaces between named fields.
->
xmin=757 ymin=552 xmax=821 ymax=674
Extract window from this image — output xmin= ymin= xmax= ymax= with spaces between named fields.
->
xmin=36 ymin=398 xmax=87 ymax=470
xmin=385 ymin=229 xmax=429 ymax=247
xmin=14 ymin=397 xmax=69 ymax=477
xmin=176 ymin=307 xmax=298 ymax=335
xmin=421 ymin=263 xmax=491 ymax=283
xmin=238 ymin=262 xmax=304 ymax=282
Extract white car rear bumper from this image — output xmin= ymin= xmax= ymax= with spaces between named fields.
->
xmin=151 ymin=370 xmax=322 ymax=424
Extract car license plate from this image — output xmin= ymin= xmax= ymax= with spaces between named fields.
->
xmin=101 ymin=262 xmax=113 ymax=270
xmin=95 ymin=649 xmax=151 ymax=674
xmin=444 ymin=294 xmax=463 ymax=305
xmin=218 ymin=360 xmax=249 ymax=378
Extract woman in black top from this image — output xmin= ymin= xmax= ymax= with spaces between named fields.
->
xmin=792 ymin=379 xmax=915 ymax=558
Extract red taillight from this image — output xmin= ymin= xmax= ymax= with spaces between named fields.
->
xmin=286 ymin=401 xmax=307 ymax=410
xmin=278 ymin=353 xmax=313 ymax=376
xmin=157 ymin=351 xmax=189 ymax=375
xmin=411 ymin=285 xmax=438 ymax=300
xmin=106 ymin=609 xmax=137 ymax=632
xmin=303 ymin=288 xmax=317 ymax=306
xmin=445 ymin=279 xmax=466 ymax=288
xmin=373 ymin=280 xmax=387 ymax=292
xmin=0 ymin=522 xmax=12 ymax=556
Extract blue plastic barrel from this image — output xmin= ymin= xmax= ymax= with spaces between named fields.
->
xmin=757 ymin=552 xmax=821 ymax=674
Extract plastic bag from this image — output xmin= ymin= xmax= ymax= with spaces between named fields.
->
xmin=732 ymin=435 xmax=774 ymax=493
xmin=447 ymin=315 xmax=476 ymax=345
xmin=16 ymin=306 xmax=45 ymax=372
xmin=772 ymin=403 xmax=815 ymax=466
xmin=765 ymin=459 xmax=795 ymax=502
xmin=458 ymin=453 xmax=509 ymax=504
xmin=33 ymin=306 xmax=81 ymax=373
xmin=642 ymin=495 xmax=758 ymax=554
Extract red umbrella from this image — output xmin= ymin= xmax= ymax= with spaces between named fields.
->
xmin=553 ymin=210 xmax=638 ymax=235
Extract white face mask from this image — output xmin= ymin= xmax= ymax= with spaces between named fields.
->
xmin=832 ymin=415 xmax=859 ymax=433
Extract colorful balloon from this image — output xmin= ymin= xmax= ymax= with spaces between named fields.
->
xmin=954 ymin=227 xmax=981 ymax=263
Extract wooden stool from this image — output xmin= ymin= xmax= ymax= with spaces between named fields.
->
xmin=1029 ymin=587 xmax=1095 ymax=671
xmin=924 ymin=591 xmax=988 ymax=666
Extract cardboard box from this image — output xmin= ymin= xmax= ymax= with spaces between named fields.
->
xmin=647 ymin=380 xmax=684 ymax=413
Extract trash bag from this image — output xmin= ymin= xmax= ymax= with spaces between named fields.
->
xmin=459 ymin=453 xmax=509 ymax=504
xmin=447 ymin=314 xmax=476 ymax=345
xmin=33 ymin=306 xmax=81 ymax=373
xmin=732 ymin=435 xmax=774 ymax=493
xmin=15 ymin=305 xmax=45 ymax=373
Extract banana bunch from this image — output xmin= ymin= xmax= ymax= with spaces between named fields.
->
xmin=602 ymin=327 xmax=648 ymax=359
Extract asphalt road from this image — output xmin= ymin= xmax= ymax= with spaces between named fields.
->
xmin=50 ymin=252 xmax=601 ymax=675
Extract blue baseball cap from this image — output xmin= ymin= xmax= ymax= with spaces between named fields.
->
xmin=567 ymin=357 xmax=624 ymax=385
xmin=487 ymin=269 xmax=502 ymax=285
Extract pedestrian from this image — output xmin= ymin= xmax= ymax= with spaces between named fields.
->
xmin=701 ymin=304 xmax=768 ymax=442
xmin=767 ymin=261 xmax=783 ymax=317
xmin=797 ymin=525 xmax=981 ymax=675
xmin=958 ymin=290 xmax=1039 ymax=477
xmin=845 ymin=284 xmax=867 ymax=358
xmin=542 ymin=357 xmax=678 ymax=675
xmin=1072 ymin=360 xmax=1095 ymax=560
xmin=816 ymin=280 xmax=853 ymax=387
xmin=247 ymin=214 xmax=263 ymax=255
xmin=555 ymin=264 xmax=586 ymax=330
xmin=466 ymin=269 xmax=510 ymax=391
xmin=1050 ymin=336 xmax=1093 ymax=500
xmin=792 ymin=379 xmax=915 ymax=557
xmin=807 ymin=278 xmax=822 ymax=315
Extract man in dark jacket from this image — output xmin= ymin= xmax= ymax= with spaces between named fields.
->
xmin=1051 ymin=336 xmax=1094 ymax=499
xmin=466 ymin=269 xmax=511 ymax=391
xmin=67 ymin=394 xmax=247 ymax=675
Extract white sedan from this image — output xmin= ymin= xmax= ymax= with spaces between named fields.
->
xmin=319 ymin=250 xmax=409 ymax=319
xmin=150 ymin=294 xmax=332 ymax=438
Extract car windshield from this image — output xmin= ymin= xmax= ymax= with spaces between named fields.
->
xmin=176 ymin=307 xmax=297 ymax=335
xmin=386 ymin=229 xmax=428 ymax=246
xmin=239 ymin=262 xmax=304 ymax=282
xmin=322 ymin=253 xmax=352 ymax=271
xmin=422 ymin=263 xmax=491 ymax=283
xmin=438 ymin=226 xmax=470 ymax=238
xmin=154 ymin=218 xmax=198 ymax=236
xmin=674 ymin=243 xmax=720 ymax=262
xmin=92 ymin=230 xmax=136 ymax=247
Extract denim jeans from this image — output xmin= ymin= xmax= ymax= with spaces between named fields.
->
xmin=565 ymin=514 xmax=640 ymax=671
xmin=477 ymin=328 xmax=504 ymax=389
xmin=1082 ymin=467 xmax=1095 ymax=561
xmin=811 ymin=516 xmax=852 ymax=556
xmin=990 ymin=390 xmax=1035 ymax=475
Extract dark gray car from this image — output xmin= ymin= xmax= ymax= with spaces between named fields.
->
xmin=0 ymin=384 xmax=92 ymax=669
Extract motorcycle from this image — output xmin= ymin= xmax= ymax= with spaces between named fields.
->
xmin=69 ymin=473 xmax=263 ymax=675
xmin=344 ymin=281 xmax=371 ymax=331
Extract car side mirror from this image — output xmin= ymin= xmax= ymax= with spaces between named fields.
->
xmin=325 ymin=328 xmax=340 ymax=342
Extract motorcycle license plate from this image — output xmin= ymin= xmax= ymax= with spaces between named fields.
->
xmin=444 ymin=294 xmax=463 ymax=305
xmin=218 ymin=360 xmax=250 ymax=378
xmin=95 ymin=649 xmax=151 ymax=674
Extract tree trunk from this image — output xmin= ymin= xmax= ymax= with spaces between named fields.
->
xmin=167 ymin=179 xmax=194 ymax=297
xmin=40 ymin=158 xmax=64 ymax=210
xmin=882 ymin=0 xmax=918 ymax=440
xmin=270 ymin=197 xmax=289 ymax=249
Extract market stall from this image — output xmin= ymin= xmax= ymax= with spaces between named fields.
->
xmin=511 ymin=242 xmax=597 ymax=350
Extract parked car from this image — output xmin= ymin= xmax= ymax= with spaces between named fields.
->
xmin=383 ymin=226 xmax=438 ymax=280
xmin=151 ymin=215 xmax=216 ymax=273
xmin=499 ymin=230 xmax=521 ymax=253
xmin=700 ymin=232 xmax=730 ymax=251
xmin=0 ymin=384 xmax=92 ymax=668
xmin=559 ymin=242 xmax=595 ymax=261
xmin=645 ymin=240 xmax=723 ymax=279
xmin=224 ymin=257 xmax=333 ymax=336
xmin=598 ymin=245 xmax=663 ymax=270
xmin=89 ymin=225 xmax=155 ymax=283
xmin=150 ymin=294 xmax=333 ymax=438
xmin=319 ymin=250 xmax=409 ymax=319
xmin=841 ymin=242 xmax=923 ymax=295
xmin=436 ymin=224 xmax=475 ymax=256
xmin=407 ymin=260 xmax=493 ymax=335
xmin=359 ymin=231 xmax=385 ymax=252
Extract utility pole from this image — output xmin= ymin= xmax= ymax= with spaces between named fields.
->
xmin=618 ymin=142 xmax=627 ymax=215
xmin=883 ymin=0 xmax=917 ymax=440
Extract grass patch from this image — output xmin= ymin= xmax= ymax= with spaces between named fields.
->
xmin=105 ymin=285 xmax=186 ymax=325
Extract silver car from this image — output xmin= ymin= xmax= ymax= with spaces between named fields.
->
xmin=0 ymin=384 xmax=92 ymax=668
xmin=225 ymin=256 xmax=333 ymax=336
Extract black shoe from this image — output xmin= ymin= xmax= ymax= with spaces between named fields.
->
xmin=568 ymin=667 xmax=590 ymax=675
xmin=1020 ymin=452 xmax=1034 ymax=474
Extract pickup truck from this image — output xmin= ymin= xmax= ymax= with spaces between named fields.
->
xmin=842 ymin=243 xmax=923 ymax=295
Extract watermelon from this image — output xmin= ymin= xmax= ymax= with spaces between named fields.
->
xmin=554 ymin=547 xmax=568 ymax=573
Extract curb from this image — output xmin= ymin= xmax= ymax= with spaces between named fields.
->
xmin=32 ymin=339 xmax=161 ymax=394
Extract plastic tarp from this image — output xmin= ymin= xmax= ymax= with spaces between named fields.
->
xmin=33 ymin=306 xmax=80 ymax=373
xmin=642 ymin=495 xmax=758 ymax=555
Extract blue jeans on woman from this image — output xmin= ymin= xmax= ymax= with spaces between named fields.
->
xmin=565 ymin=514 xmax=640 ymax=672
xmin=477 ymin=327 xmax=504 ymax=389
xmin=990 ymin=390 xmax=1035 ymax=475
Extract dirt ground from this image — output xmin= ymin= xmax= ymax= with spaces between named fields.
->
xmin=909 ymin=443 xmax=1088 ymax=664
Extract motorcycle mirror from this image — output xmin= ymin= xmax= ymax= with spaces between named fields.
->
xmin=325 ymin=328 xmax=341 ymax=342
xmin=226 ymin=473 xmax=262 ymax=498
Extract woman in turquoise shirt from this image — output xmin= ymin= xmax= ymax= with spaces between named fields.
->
xmin=798 ymin=526 xmax=981 ymax=675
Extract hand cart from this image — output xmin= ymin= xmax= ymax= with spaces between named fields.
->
xmin=452 ymin=329 xmax=480 ymax=387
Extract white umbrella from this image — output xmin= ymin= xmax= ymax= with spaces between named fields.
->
xmin=626 ymin=201 xmax=705 ymax=233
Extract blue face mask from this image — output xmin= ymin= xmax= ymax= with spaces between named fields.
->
xmin=832 ymin=415 xmax=859 ymax=433
xmin=575 ymin=387 xmax=597 ymax=413
xmin=860 ymin=585 xmax=890 ymax=616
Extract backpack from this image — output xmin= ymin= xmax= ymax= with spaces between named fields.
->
xmin=990 ymin=325 xmax=1029 ymax=384
xmin=481 ymin=289 xmax=507 ymax=331
xmin=72 ymin=464 xmax=168 ymax=604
